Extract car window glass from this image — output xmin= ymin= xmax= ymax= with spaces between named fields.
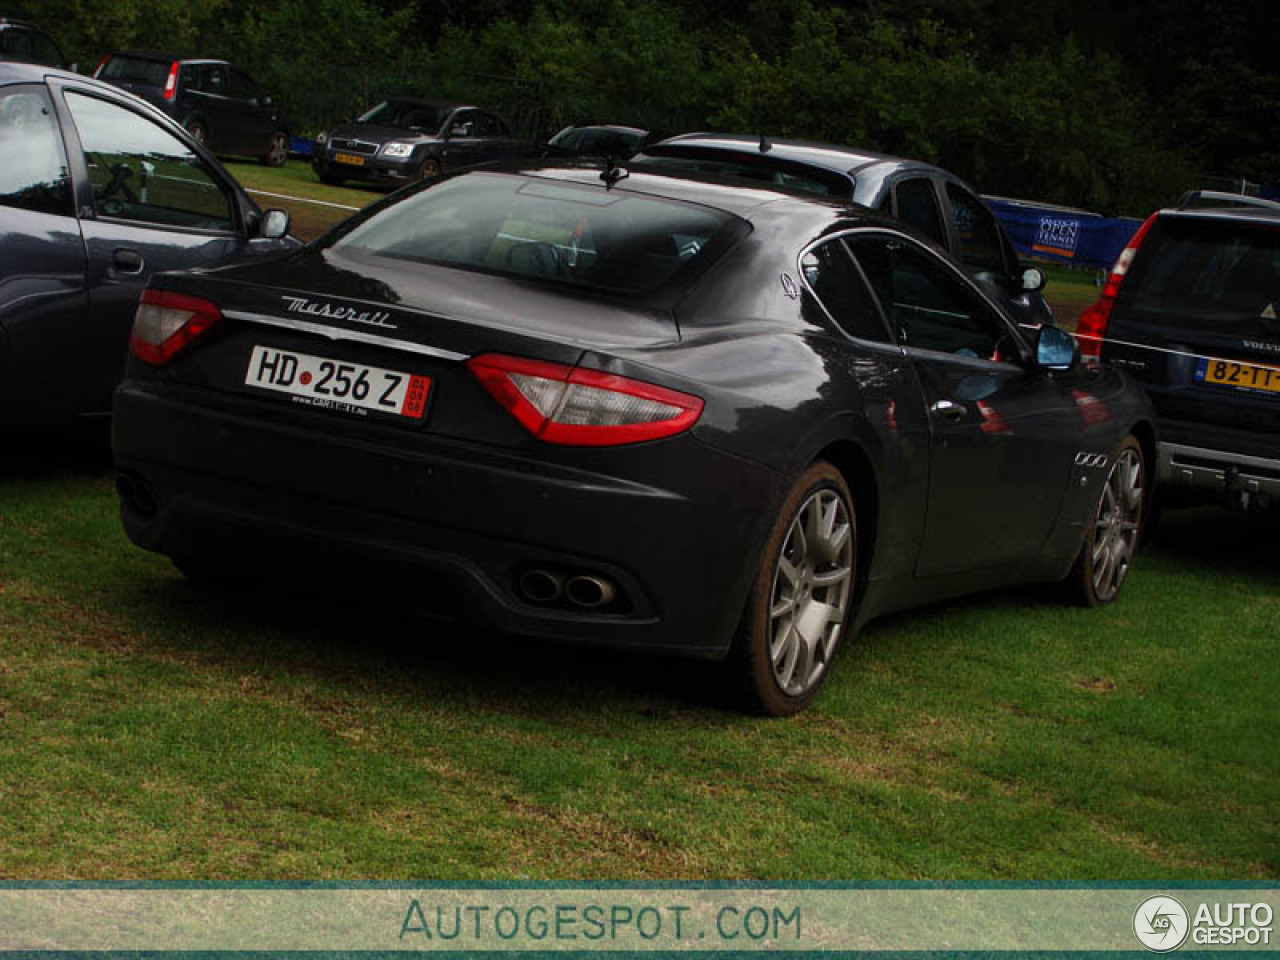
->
xmin=847 ymin=234 xmax=1011 ymax=359
xmin=946 ymin=183 xmax=1007 ymax=273
xmin=4 ymin=29 xmax=62 ymax=66
xmin=449 ymin=111 xmax=477 ymax=136
xmin=1121 ymin=218 xmax=1280 ymax=337
xmin=800 ymin=239 xmax=890 ymax=342
xmin=0 ymin=86 xmax=73 ymax=216
xmin=99 ymin=56 xmax=171 ymax=87
xmin=64 ymin=91 xmax=235 ymax=231
xmin=333 ymin=173 xmax=742 ymax=296
xmin=893 ymin=178 xmax=947 ymax=248
xmin=474 ymin=113 xmax=505 ymax=137
xmin=227 ymin=69 xmax=258 ymax=101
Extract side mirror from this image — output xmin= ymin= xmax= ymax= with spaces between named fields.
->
xmin=258 ymin=208 xmax=290 ymax=240
xmin=1035 ymin=324 xmax=1079 ymax=371
xmin=1021 ymin=266 xmax=1046 ymax=292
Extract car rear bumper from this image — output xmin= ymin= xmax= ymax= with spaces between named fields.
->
xmin=1158 ymin=440 xmax=1280 ymax=510
xmin=112 ymin=383 xmax=781 ymax=657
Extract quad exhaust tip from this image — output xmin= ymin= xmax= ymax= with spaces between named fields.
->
xmin=518 ymin=568 xmax=564 ymax=603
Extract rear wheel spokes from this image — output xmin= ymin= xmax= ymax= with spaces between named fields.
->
xmin=768 ymin=489 xmax=854 ymax=697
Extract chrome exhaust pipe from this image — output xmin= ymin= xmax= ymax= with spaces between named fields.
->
xmin=565 ymin=575 xmax=616 ymax=609
xmin=518 ymin=568 xmax=563 ymax=603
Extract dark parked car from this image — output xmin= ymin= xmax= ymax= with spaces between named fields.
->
xmin=113 ymin=161 xmax=1154 ymax=714
xmin=637 ymin=133 xmax=1054 ymax=328
xmin=311 ymin=98 xmax=535 ymax=187
xmin=95 ymin=53 xmax=290 ymax=166
xmin=544 ymin=124 xmax=647 ymax=159
xmin=0 ymin=17 xmax=65 ymax=68
xmin=0 ymin=61 xmax=297 ymax=419
xmin=1082 ymin=204 xmax=1280 ymax=512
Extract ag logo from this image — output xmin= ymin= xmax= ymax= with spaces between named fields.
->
xmin=1134 ymin=895 xmax=1190 ymax=952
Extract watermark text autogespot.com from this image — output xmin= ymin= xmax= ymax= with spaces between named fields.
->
xmin=399 ymin=899 xmax=803 ymax=944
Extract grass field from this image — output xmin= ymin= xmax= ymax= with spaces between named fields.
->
xmin=0 ymin=427 xmax=1275 ymax=880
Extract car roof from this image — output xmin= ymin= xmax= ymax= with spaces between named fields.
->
xmin=481 ymin=159 xmax=870 ymax=223
xmin=1160 ymin=206 xmax=1280 ymax=226
xmin=653 ymin=132 xmax=937 ymax=177
xmin=0 ymin=59 xmax=81 ymax=85
xmin=379 ymin=96 xmax=469 ymax=110
xmin=109 ymin=51 xmax=227 ymax=65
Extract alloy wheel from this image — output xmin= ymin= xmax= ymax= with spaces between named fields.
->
xmin=767 ymin=488 xmax=854 ymax=697
xmin=1090 ymin=446 xmax=1144 ymax=601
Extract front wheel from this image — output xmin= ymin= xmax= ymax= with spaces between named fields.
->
xmin=1066 ymin=435 xmax=1146 ymax=606
xmin=730 ymin=461 xmax=857 ymax=716
xmin=417 ymin=157 xmax=441 ymax=180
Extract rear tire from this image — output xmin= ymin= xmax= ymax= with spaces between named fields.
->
xmin=1065 ymin=435 xmax=1146 ymax=606
xmin=729 ymin=461 xmax=856 ymax=716
xmin=261 ymin=130 xmax=289 ymax=167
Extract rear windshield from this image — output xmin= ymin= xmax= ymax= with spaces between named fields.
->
xmin=99 ymin=56 xmax=173 ymax=87
xmin=329 ymin=172 xmax=743 ymax=296
xmin=1119 ymin=217 xmax=1280 ymax=337
xmin=356 ymin=100 xmax=451 ymax=132
xmin=1 ymin=27 xmax=64 ymax=66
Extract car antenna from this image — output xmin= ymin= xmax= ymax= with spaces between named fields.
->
xmin=600 ymin=156 xmax=629 ymax=188
xmin=758 ymin=133 xmax=772 ymax=153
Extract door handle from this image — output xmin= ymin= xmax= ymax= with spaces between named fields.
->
xmin=930 ymin=400 xmax=967 ymax=423
xmin=113 ymin=249 xmax=144 ymax=273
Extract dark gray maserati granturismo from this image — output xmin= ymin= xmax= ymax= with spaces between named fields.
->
xmin=112 ymin=160 xmax=1156 ymax=714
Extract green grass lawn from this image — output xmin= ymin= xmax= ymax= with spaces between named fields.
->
xmin=0 ymin=428 xmax=1275 ymax=880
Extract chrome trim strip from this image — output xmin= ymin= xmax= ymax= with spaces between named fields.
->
xmin=224 ymin=310 xmax=468 ymax=362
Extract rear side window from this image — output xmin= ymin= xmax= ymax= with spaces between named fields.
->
xmin=1119 ymin=217 xmax=1280 ymax=337
xmin=800 ymin=239 xmax=891 ymax=342
xmin=946 ymin=184 xmax=1007 ymax=274
xmin=892 ymin=178 xmax=947 ymax=248
xmin=99 ymin=56 xmax=172 ymax=87
xmin=332 ymin=172 xmax=743 ymax=296
xmin=0 ymin=86 xmax=72 ymax=216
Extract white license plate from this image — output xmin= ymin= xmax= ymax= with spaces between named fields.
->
xmin=245 ymin=345 xmax=430 ymax=419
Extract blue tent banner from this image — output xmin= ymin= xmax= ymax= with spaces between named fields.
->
xmin=984 ymin=198 xmax=1144 ymax=271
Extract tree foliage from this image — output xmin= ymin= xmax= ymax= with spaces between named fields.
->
xmin=14 ymin=0 xmax=1275 ymax=215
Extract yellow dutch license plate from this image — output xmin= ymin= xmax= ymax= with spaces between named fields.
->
xmin=334 ymin=152 xmax=365 ymax=166
xmin=1198 ymin=357 xmax=1280 ymax=394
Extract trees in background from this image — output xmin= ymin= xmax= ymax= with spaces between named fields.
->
xmin=14 ymin=0 xmax=1275 ymax=216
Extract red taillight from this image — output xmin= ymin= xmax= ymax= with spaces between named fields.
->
xmin=93 ymin=55 xmax=109 ymax=78
xmin=161 ymin=61 xmax=179 ymax=100
xmin=467 ymin=353 xmax=704 ymax=446
xmin=1077 ymin=212 xmax=1159 ymax=359
xmin=130 ymin=289 xmax=222 ymax=365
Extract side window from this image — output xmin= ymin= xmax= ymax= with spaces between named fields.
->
xmin=204 ymin=64 xmax=228 ymax=96
xmin=800 ymin=238 xmax=891 ymax=343
xmin=0 ymin=86 xmax=73 ymax=217
xmin=227 ymin=69 xmax=258 ymax=101
xmin=893 ymin=177 xmax=947 ymax=249
xmin=64 ymin=91 xmax=236 ymax=232
xmin=946 ymin=184 xmax=1007 ymax=273
xmin=449 ymin=111 xmax=477 ymax=137
xmin=847 ymin=234 xmax=1012 ymax=359
xmin=474 ymin=113 xmax=505 ymax=137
